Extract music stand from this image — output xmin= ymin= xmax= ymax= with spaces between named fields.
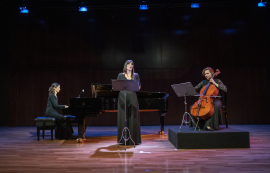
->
xmin=112 ymin=79 xmax=140 ymax=150
xmin=171 ymin=82 xmax=200 ymax=132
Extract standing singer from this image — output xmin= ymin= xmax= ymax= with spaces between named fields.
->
xmin=117 ymin=60 xmax=141 ymax=145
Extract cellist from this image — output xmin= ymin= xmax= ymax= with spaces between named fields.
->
xmin=190 ymin=67 xmax=227 ymax=131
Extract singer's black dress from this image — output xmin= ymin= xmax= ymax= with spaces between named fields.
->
xmin=117 ymin=73 xmax=141 ymax=145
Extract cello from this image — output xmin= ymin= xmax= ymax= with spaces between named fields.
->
xmin=190 ymin=69 xmax=221 ymax=120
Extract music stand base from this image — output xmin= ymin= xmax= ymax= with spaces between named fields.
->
xmin=178 ymin=94 xmax=200 ymax=132
xmin=179 ymin=112 xmax=200 ymax=132
xmin=118 ymin=127 xmax=136 ymax=150
xmin=194 ymin=117 xmax=201 ymax=132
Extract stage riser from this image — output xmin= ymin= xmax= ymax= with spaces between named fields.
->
xmin=168 ymin=128 xmax=250 ymax=149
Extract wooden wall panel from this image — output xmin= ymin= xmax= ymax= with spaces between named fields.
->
xmin=0 ymin=73 xmax=10 ymax=126
xmin=7 ymin=67 xmax=270 ymax=126
xmin=2 ymin=3 xmax=270 ymax=126
xmin=7 ymin=7 xmax=269 ymax=72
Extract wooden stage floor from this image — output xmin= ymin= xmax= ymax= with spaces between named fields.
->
xmin=0 ymin=125 xmax=269 ymax=173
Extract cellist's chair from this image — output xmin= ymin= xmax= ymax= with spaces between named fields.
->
xmin=220 ymin=91 xmax=228 ymax=128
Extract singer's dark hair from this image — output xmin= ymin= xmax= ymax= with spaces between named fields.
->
xmin=123 ymin=60 xmax=135 ymax=79
xmin=48 ymin=83 xmax=60 ymax=94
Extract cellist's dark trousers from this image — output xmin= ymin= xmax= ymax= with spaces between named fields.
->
xmin=189 ymin=99 xmax=223 ymax=130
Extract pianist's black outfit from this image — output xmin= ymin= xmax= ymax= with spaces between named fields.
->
xmin=45 ymin=93 xmax=73 ymax=139
xmin=117 ymin=73 xmax=141 ymax=145
xmin=189 ymin=79 xmax=227 ymax=130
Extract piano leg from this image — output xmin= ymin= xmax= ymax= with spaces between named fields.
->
xmin=85 ymin=117 xmax=92 ymax=128
xmin=159 ymin=113 xmax=166 ymax=135
xmin=78 ymin=118 xmax=86 ymax=139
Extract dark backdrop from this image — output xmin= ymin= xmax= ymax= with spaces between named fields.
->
xmin=1 ymin=1 xmax=269 ymax=126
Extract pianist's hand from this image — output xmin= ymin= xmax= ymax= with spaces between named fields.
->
xmin=65 ymin=105 xmax=69 ymax=108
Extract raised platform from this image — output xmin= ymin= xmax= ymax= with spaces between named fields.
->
xmin=168 ymin=127 xmax=250 ymax=149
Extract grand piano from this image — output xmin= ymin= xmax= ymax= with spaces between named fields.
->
xmin=63 ymin=83 xmax=169 ymax=139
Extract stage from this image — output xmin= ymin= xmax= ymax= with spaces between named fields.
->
xmin=0 ymin=125 xmax=269 ymax=173
xmin=168 ymin=127 xmax=250 ymax=149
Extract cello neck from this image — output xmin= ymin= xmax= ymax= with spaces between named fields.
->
xmin=202 ymin=82 xmax=210 ymax=95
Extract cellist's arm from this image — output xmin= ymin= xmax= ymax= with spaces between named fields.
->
xmin=215 ymin=79 xmax=227 ymax=92
xmin=210 ymin=78 xmax=219 ymax=87
xmin=195 ymin=81 xmax=204 ymax=91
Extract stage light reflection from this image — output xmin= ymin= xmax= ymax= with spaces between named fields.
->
xmin=258 ymin=1 xmax=267 ymax=7
xmin=191 ymin=3 xmax=199 ymax=8
xmin=139 ymin=5 xmax=148 ymax=10
xmin=184 ymin=15 xmax=190 ymax=20
xmin=223 ymin=29 xmax=236 ymax=34
xmin=140 ymin=17 xmax=147 ymax=21
xmin=174 ymin=30 xmax=186 ymax=35
xmin=88 ymin=19 xmax=95 ymax=23
xmin=20 ymin=7 xmax=28 ymax=13
xmin=79 ymin=7 xmax=87 ymax=11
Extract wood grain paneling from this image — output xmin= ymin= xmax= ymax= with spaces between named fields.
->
xmin=7 ymin=67 xmax=270 ymax=126
xmin=2 ymin=3 xmax=270 ymax=126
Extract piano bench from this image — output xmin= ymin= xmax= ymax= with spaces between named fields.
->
xmin=35 ymin=117 xmax=56 ymax=141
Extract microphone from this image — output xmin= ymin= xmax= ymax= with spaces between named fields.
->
xmin=78 ymin=89 xmax=84 ymax=98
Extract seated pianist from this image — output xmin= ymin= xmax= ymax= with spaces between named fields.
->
xmin=45 ymin=83 xmax=75 ymax=139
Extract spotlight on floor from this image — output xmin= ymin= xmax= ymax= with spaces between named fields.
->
xmin=258 ymin=1 xmax=267 ymax=7
xmin=20 ymin=7 xmax=28 ymax=13
xmin=191 ymin=3 xmax=199 ymax=8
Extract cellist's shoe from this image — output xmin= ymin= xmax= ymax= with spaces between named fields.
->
xmin=206 ymin=127 xmax=214 ymax=131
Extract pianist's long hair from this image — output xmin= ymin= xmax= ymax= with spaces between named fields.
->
xmin=48 ymin=83 xmax=60 ymax=94
xmin=123 ymin=60 xmax=135 ymax=79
